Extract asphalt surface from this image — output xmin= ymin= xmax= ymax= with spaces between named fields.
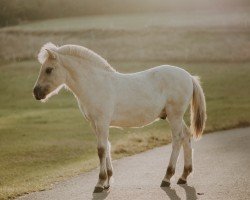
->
xmin=19 ymin=127 xmax=250 ymax=200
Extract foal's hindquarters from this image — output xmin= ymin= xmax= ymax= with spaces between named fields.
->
xmin=160 ymin=75 xmax=206 ymax=187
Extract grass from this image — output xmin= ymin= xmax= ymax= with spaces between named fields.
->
xmin=0 ymin=60 xmax=250 ymax=199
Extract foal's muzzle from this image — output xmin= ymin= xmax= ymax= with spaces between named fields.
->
xmin=33 ymin=85 xmax=47 ymax=100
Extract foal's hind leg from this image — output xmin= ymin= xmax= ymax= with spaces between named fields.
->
xmin=161 ymin=115 xmax=183 ymax=187
xmin=177 ymin=121 xmax=193 ymax=184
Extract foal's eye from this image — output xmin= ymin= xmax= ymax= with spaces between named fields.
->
xmin=45 ymin=67 xmax=53 ymax=74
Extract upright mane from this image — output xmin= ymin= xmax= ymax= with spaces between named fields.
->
xmin=38 ymin=42 xmax=115 ymax=72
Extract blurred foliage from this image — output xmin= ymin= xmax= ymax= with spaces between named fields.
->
xmin=0 ymin=0 xmax=249 ymax=27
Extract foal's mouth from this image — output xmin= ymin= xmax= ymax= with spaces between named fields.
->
xmin=33 ymin=85 xmax=49 ymax=100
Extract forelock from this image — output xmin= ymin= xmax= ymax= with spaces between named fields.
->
xmin=38 ymin=42 xmax=58 ymax=64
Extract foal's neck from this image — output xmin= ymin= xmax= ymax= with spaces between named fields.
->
xmin=62 ymin=56 xmax=114 ymax=99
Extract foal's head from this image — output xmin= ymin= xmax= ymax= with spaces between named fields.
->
xmin=33 ymin=44 xmax=67 ymax=101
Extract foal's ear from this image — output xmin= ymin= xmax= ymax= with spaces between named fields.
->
xmin=45 ymin=49 xmax=58 ymax=60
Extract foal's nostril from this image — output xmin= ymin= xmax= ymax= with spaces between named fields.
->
xmin=33 ymin=85 xmax=42 ymax=100
xmin=33 ymin=85 xmax=40 ymax=94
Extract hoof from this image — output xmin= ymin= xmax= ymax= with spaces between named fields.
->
xmin=160 ymin=181 xmax=170 ymax=187
xmin=93 ymin=186 xmax=104 ymax=193
xmin=177 ymin=178 xmax=187 ymax=185
xmin=104 ymin=185 xmax=110 ymax=190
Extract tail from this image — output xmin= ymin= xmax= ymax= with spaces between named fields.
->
xmin=190 ymin=76 xmax=207 ymax=139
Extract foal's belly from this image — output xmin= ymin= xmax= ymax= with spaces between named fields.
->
xmin=110 ymin=105 xmax=163 ymax=128
xmin=110 ymin=114 xmax=159 ymax=128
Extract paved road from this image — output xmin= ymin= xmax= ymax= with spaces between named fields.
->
xmin=19 ymin=128 xmax=250 ymax=200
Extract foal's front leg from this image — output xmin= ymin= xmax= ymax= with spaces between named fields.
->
xmin=93 ymin=122 xmax=111 ymax=193
xmin=105 ymin=141 xmax=113 ymax=189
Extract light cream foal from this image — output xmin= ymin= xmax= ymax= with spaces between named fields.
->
xmin=33 ymin=43 xmax=206 ymax=193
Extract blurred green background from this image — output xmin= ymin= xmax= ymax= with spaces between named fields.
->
xmin=0 ymin=0 xmax=249 ymax=199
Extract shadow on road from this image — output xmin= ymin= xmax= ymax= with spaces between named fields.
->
xmin=161 ymin=187 xmax=181 ymax=200
xmin=161 ymin=184 xmax=198 ymax=200
xmin=179 ymin=184 xmax=198 ymax=200
xmin=92 ymin=190 xmax=109 ymax=200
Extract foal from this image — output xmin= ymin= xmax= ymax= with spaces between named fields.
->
xmin=33 ymin=43 xmax=206 ymax=193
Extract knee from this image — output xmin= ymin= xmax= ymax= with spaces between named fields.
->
xmin=97 ymin=147 xmax=105 ymax=160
